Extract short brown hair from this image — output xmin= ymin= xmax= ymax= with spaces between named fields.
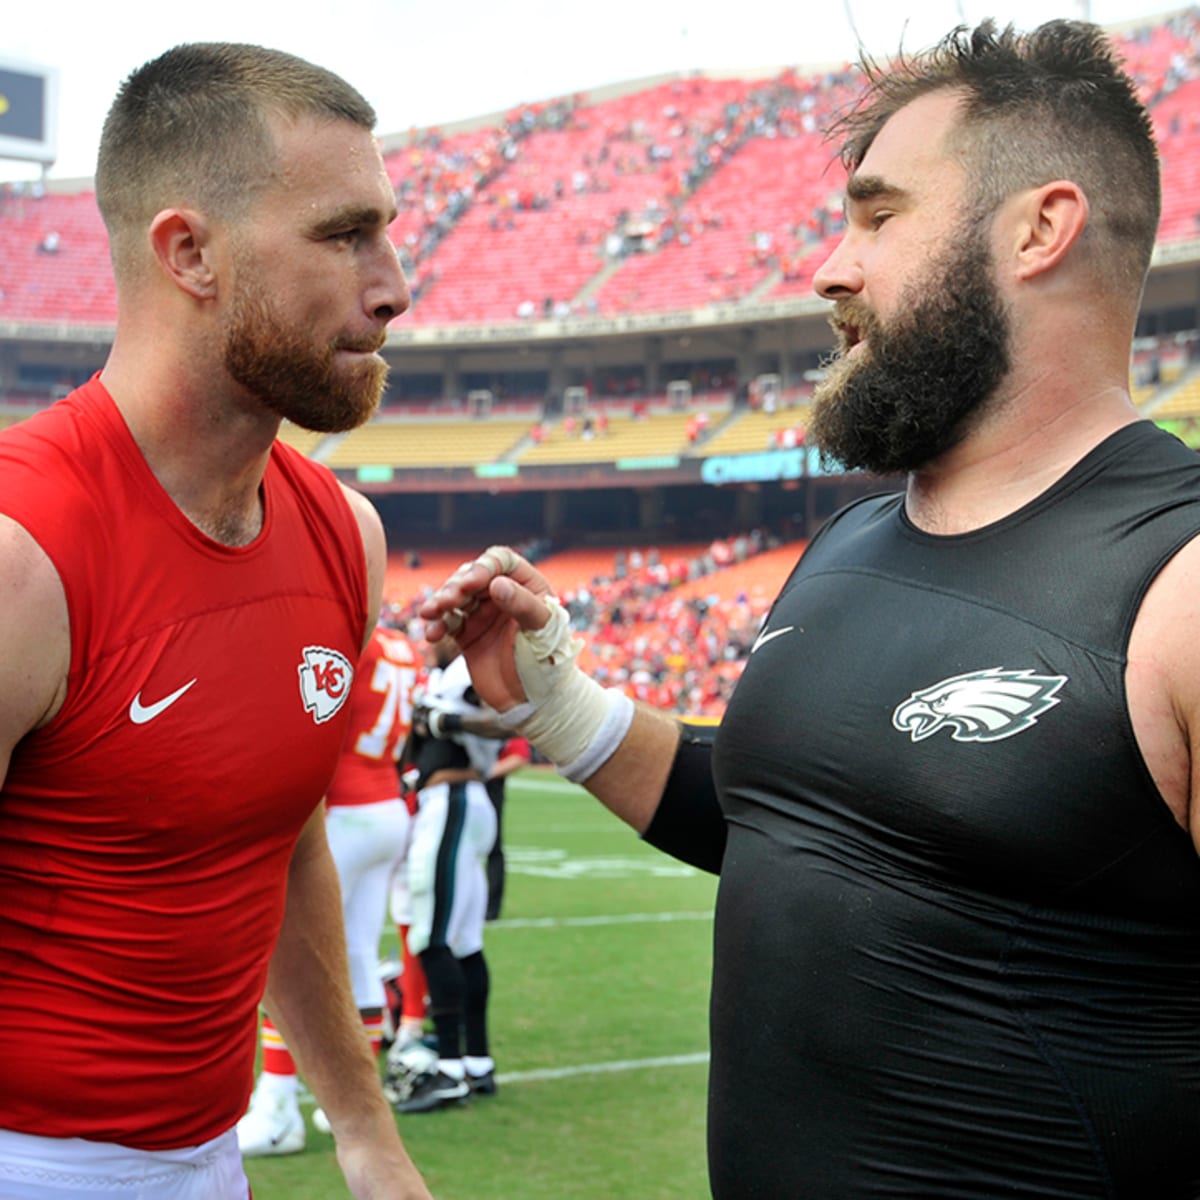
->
xmin=831 ymin=20 xmax=1161 ymax=298
xmin=96 ymin=43 xmax=377 ymax=278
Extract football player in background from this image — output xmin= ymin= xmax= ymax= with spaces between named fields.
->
xmin=384 ymin=641 xmax=502 ymax=1111
xmin=483 ymin=735 xmax=532 ymax=920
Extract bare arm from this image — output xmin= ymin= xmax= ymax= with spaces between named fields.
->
xmin=0 ymin=516 xmax=70 ymax=786
xmin=264 ymin=807 xmax=430 ymax=1199
xmin=418 ymin=548 xmax=679 ymax=832
xmin=572 ymin=702 xmax=681 ymax=832
xmin=340 ymin=483 xmax=386 ymax=652
xmin=273 ymin=487 xmax=429 ymax=1197
xmin=1126 ymin=532 xmax=1200 ymax=857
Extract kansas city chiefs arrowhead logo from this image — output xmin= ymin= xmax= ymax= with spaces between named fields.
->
xmin=298 ymin=646 xmax=354 ymax=724
xmin=892 ymin=668 xmax=1066 ymax=744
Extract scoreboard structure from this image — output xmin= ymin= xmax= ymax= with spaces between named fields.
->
xmin=0 ymin=55 xmax=58 ymax=167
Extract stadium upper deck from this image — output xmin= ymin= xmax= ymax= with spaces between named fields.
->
xmin=1 ymin=8 xmax=1199 ymax=494
xmin=2 ymin=12 xmax=1199 ymax=333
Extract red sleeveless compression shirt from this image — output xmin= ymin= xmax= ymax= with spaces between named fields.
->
xmin=0 ymin=377 xmax=367 ymax=1149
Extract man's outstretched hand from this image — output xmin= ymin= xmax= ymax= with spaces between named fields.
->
xmin=418 ymin=546 xmax=554 ymax=714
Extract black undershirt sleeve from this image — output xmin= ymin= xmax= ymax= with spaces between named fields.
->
xmin=640 ymin=723 xmax=725 ymax=875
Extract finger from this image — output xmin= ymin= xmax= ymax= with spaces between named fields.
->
xmin=422 ymin=549 xmax=515 ymax=616
xmin=477 ymin=545 xmax=522 ymax=579
xmin=489 ymin=574 xmax=553 ymax=632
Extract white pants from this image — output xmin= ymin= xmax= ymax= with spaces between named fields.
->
xmin=406 ymin=779 xmax=496 ymax=959
xmin=0 ymin=1127 xmax=246 ymax=1200
xmin=326 ymin=797 xmax=411 ymax=1007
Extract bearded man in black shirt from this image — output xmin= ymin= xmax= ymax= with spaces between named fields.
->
xmin=421 ymin=20 xmax=1200 ymax=1199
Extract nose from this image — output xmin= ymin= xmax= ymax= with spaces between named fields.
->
xmin=812 ymin=233 xmax=864 ymax=302
xmin=368 ymin=237 xmax=411 ymax=323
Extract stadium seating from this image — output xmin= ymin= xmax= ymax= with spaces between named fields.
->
xmin=321 ymin=417 xmax=532 ymax=468
xmin=1146 ymin=368 xmax=1200 ymax=419
xmin=275 ymin=421 xmax=329 ymax=457
xmin=697 ymin=404 xmax=813 ymax=456
xmin=379 ymin=536 xmax=802 ymax=717
xmin=384 ymin=548 xmax=479 ymax=612
xmin=4 ymin=14 xmax=1200 ymax=333
xmin=0 ymin=190 xmax=115 ymax=324
xmin=515 ymin=405 xmax=730 ymax=464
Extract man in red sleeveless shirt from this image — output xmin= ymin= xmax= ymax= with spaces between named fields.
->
xmin=0 ymin=43 xmax=429 ymax=1200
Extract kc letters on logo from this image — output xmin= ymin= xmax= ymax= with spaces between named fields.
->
xmin=298 ymin=646 xmax=354 ymax=724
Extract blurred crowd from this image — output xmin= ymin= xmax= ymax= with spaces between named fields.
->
xmin=385 ymin=530 xmax=781 ymax=721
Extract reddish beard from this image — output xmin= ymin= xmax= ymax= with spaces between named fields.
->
xmin=223 ymin=285 xmax=387 ymax=433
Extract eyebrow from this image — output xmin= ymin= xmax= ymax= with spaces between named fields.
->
xmin=309 ymin=204 xmax=398 ymax=237
xmin=845 ymin=174 xmax=911 ymax=206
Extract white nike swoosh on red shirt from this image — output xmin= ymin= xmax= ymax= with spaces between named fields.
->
xmin=129 ymin=679 xmax=197 ymax=725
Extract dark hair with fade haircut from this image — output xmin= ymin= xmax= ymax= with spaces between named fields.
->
xmin=96 ymin=42 xmax=377 ymax=279
xmin=830 ymin=20 xmax=1161 ymax=300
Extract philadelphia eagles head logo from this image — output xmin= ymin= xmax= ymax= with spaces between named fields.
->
xmin=892 ymin=668 xmax=1067 ymax=743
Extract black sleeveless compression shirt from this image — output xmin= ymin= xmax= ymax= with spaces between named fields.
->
xmin=709 ymin=421 xmax=1200 ymax=1198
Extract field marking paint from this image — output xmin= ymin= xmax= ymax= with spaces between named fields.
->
xmin=506 ymin=845 xmax=701 ymax=879
xmin=490 ymin=910 xmax=711 ymax=929
xmin=497 ymin=1052 xmax=709 ymax=1085
xmin=514 ymin=774 xmax=586 ymax=792
xmin=298 ymin=1052 xmax=710 ymax=1108
xmin=518 ymin=824 xmax=631 ymax=834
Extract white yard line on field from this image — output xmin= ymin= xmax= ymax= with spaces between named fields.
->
xmin=496 ymin=1052 xmax=710 ymax=1084
xmin=298 ymin=1052 xmax=710 ymax=1108
xmin=512 ymin=774 xmax=586 ymax=791
xmin=489 ymin=911 xmax=712 ymax=929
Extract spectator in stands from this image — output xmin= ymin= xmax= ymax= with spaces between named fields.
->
xmin=0 ymin=43 xmax=428 ymax=1200
xmin=420 ymin=21 xmax=1200 ymax=1198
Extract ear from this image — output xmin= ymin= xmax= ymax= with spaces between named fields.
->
xmin=1010 ymin=180 xmax=1089 ymax=281
xmin=147 ymin=208 xmax=218 ymax=300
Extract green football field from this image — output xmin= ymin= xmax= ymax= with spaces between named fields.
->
xmin=245 ymin=769 xmax=718 ymax=1199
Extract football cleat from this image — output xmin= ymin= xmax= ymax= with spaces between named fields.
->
xmin=466 ymin=1069 xmax=498 ymax=1096
xmin=236 ymin=1081 xmax=306 ymax=1157
xmin=387 ymin=1067 xmax=470 ymax=1113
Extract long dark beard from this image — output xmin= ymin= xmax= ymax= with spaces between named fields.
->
xmin=808 ymin=231 xmax=1011 ymax=476
xmin=223 ymin=283 xmax=387 ymax=434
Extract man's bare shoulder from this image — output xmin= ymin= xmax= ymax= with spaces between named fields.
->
xmin=0 ymin=514 xmax=70 ymax=754
xmin=337 ymin=483 xmax=385 ymax=640
xmin=1126 ymin=531 xmax=1200 ymax=853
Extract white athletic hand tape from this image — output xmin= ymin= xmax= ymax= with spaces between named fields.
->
xmin=441 ymin=545 xmax=523 ymax=636
xmin=498 ymin=594 xmax=634 ymax=782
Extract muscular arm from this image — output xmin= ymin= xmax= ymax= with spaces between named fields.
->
xmin=419 ymin=548 xmax=692 ymax=834
xmin=340 ymin=483 xmax=386 ymax=652
xmin=0 ymin=516 xmax=70 ymax=786
xmin=1126 ymin=532 xmax=1200 ymax=857
xmin=264 ymin=806 xmax=429 ymax=1198
xmin=272 ymin=488 xmax=429 ymax=1197
xmin=573 ymin=703 xmax=681 ymax=832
